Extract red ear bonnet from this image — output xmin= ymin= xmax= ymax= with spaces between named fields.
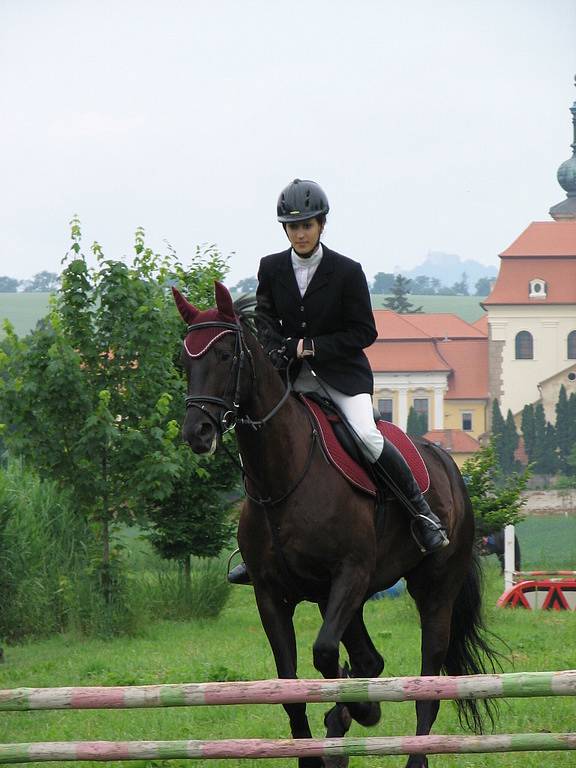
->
xmin=176 ymin=281 xmax=237 ymax=358
xmin=172 ymin=286 xmax=200 ymax=324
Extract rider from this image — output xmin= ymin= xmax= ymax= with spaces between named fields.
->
xmin=228 ymin=179 xmax=448 ymax=584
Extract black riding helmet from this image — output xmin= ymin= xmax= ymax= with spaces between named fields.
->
xmin=277 ymin=179 xmax=330 ymax=223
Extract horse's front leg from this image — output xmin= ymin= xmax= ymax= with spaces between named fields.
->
xmin=253 ymin=585 xmax=322 ymax=768
xmin=313 ymin=563 xmax=372 ymax=768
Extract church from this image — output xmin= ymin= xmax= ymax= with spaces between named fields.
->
xmin=368 ymin=78 xmax=576 ymax=465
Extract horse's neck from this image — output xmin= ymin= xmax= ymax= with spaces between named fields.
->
xmin=235 ymin=363 xmax=310 ymax=499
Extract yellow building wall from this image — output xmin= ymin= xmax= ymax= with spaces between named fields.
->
xmin=449 ymin=452 xmax=477 ymax=470
xmin=443 ymin=400 xmax=487 ymax=439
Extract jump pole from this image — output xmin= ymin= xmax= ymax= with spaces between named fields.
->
xmin=2 ymin=733 xmax=576 ymax=763
xmin=2 ymin=670 xmax=576 ymax=711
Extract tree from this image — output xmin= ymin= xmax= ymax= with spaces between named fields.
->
xmin=503 ymin=409 xmax=519 ymax=474
xmin=0 ymin=218 xmax=238 ymax=609
xmin=407 ymin=406 xmax=428 ymax=436
xmin=491 ymin=401 xmax=517 ymax=476
xmin=410 ymin=275 xmax=438 ymax=295
xmin=555 ymin=385 xmax=572 ymax=473
xmin=475 ymin=277 xmax=494 ymax=296
xmin=0 ymin=276 xmax=19 ymax=292
xmin=521 ymin=403 xmax=536 ymax=463
xmin=23 ymin=271 xmax=60 ymax=292
xmin=382 ymin=275 xmax=422 ymax=313
xmin=450 ymin=272 xmax=469 ymax=296
xmin=233 ymin=276 xmax=257 ymax=294
xmin=371 ymin=272 xmax=395 ymax=294
xmin=531 ymin=402 xmax=557 ymax=475
xmin=461 ymin=440 xmax=529 ymax=538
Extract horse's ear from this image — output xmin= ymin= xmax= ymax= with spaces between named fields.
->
xmin=172 ymin=286 xmax=200 ymax=324
xmin=214 ymin=281 xmax=235 ymax=320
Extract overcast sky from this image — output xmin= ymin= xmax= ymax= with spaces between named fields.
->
xmin=1 ymin=1 xmax=575 ymax=285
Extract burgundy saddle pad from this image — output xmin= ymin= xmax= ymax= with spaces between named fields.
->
xmin=301 ymin=396 xmax=430 ymax=496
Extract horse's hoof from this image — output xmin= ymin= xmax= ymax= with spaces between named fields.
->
xmin=324 ymin=703 xmax=352 ymax=735
xmin=351 ymin=700 xmax=381 ymax=727
xmin=322 ymin=756 xmax=349 ymax=768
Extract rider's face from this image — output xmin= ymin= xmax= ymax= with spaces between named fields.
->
xmin=284 ymin=218 xmax=323 ymax=257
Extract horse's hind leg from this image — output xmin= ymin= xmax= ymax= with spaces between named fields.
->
xmin=253 ymin=586 xmax=321 ymax=768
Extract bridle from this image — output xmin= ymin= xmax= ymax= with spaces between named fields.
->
xmin=183 ymin=319 xmax=293 ymax=435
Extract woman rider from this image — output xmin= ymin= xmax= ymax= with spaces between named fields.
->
xmin=228 ymin=179 xmax=448 ymax=584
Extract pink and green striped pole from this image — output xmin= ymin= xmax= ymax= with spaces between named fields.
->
xmin=1 ymin=670 xmax=575 ymax=712
xmin=1 ymin=733 xmax=576 ymax=763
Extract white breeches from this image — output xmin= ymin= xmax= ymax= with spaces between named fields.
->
xmin=293 ymin=366 xmax=384 ymax=462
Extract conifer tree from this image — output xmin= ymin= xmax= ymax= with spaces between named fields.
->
xmin=504 ymin=409 xmax=519 ymax=474
xmin=382 ymin=275 xmax=423 ymax=314
xmin=407 ymin=406 xmax=428 ymax=436
xmin=555 ymin=385 xmax=572 ymax=473
xmin=521 ymin=403 xmax=536 ymax=462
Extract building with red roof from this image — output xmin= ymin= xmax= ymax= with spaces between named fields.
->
xmin=482 ymin=79 xmax=576 ymax=422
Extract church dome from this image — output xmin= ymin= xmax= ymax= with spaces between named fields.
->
xmin=557 ymin=156 xmax=576 ymax=196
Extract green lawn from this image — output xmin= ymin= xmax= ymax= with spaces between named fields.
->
xmin=0 ymin=293 xmax=486 ymax=339
xmin=0 ymin=293 xmax=52 ymax=337
xmin=1 ymin=562 xmax=575 ymax=768
xmin=371 ymin=294 xmax=486 ymax=322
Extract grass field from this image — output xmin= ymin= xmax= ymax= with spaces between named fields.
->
xmin=0 ymin=293 xmax=52 ymax=337
xmin=0 ymin=293 xmax=486 ymax=339
xmin=1 ymin=516 xmax=576 ymax=768
xmin=371 ymin=294 xmax=486 ymax=322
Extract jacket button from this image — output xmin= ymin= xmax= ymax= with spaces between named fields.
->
xmin=301 ymin=322 xmax=306 ymax=328
xmin=300 ymin=306 xmax=304 ymax=312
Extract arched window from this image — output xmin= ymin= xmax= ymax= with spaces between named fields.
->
xmin=568 ymin=331 xmax=576 ymax=360
xmin=515 ymin=331 xmax=533 ymax=360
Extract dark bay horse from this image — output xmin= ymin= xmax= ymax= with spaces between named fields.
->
xmin=174 ymin=282 xmax=498 ymax=768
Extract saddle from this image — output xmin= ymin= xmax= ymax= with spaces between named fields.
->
xmin=300 ymin=393 xmax=429 ymax=496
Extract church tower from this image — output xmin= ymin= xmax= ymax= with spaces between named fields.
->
xmin=484 ymin=79 xmax=576 ymax=423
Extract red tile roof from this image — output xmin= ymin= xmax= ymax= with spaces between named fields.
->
xmin=423 ymin=429 xmax=481 ymax=453
xmin=473 ymin=314 xmax=488 ymax=334
xmin=367 ymin=340 xmax=451 ymax=372
xmin=500 ymin=222 xmax=576 ymax=257
xmin=373 ymin=310 xmax=430 ymax=340
xmin=402 ymin=313 xmax=486 ymax=339
xmin=439 ymin=339 xmax=489 ymax=399
xmin=482 ymin=258 xmax=576 ymax=305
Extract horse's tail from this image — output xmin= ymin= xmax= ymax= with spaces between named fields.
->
xmin=442 ymin=547 xmax=502 ymax=732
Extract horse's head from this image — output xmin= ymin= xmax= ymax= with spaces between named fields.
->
xmin=173 ymin=281 xmax=252 ymax=454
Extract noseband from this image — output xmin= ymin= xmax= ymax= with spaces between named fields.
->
xmin=183 ymin=320 xmax=292 ymax=434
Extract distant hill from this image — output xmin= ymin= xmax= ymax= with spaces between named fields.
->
xmin=371 ymin=294 xmax=486 ymax=322
xmin=397 ymin=251 xmax=497 ymax=288
xmin=0 ymin=293 xmax=51 ymax=336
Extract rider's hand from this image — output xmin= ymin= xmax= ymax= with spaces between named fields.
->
xmin=268 ymin=337 xmax=298 ymax=369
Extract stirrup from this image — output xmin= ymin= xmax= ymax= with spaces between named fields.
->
xmin=410 ymin=515 xmax=450 ymax=555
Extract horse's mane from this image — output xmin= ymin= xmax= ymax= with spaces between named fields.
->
xmin=233 ymin=293 xmax=283 ymax=349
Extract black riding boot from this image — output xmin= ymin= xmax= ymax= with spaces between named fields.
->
xmin=228 ymin=562 xmax=252 ymax=585
xmin=373 ymin=440 xmax=449 ymax=554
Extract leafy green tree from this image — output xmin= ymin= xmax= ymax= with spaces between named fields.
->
xmin=23 ymin=271 xmax=60 ymax=292
xmin=372 ymin=272 xmax=395 ymax=294
xmin=146 ymin=448 xmax=237 ymax=589
xmin=475 ymin=277 xmax=494 ymax=296
xmin=406 ymin=406 xmax=428 ymax=436
xmin=504 ymin=409 xmax=519 ymax=474
xmin=0 ymin=218 xmax=237 ymax=608
xmin=233 ymin=276 xmax=258 ymax=293
xmin=461 ymin=440 xmax=529 ymax=538
xmin=0 ymin=276 xmax=19 ymax=292
xmin=383 ymin=275 xmax=422 ymax=313
xmin=450 ymin=272 xmax=469 ymax=296
xmin=410 ymin=275 xmax=438 ymax=295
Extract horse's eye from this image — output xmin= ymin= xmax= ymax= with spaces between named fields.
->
xmin=218 ymin=350 xmax=233 ymax=362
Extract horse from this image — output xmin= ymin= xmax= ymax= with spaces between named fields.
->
xmin=173 ymin=281 xmax=499 ymax=768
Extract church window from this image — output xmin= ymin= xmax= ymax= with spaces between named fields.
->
xmin=528 ymin=279 xmax=547 ymax=299
xmin=413 ymin=398 xmax=429 ymax=431
xmin=461 ymin=412 xmax=473 ymax=431
xmin=568 ymin=331 xmax=576 ymax=360
xmin=515 ymin=331 xmax=533 ymax=360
